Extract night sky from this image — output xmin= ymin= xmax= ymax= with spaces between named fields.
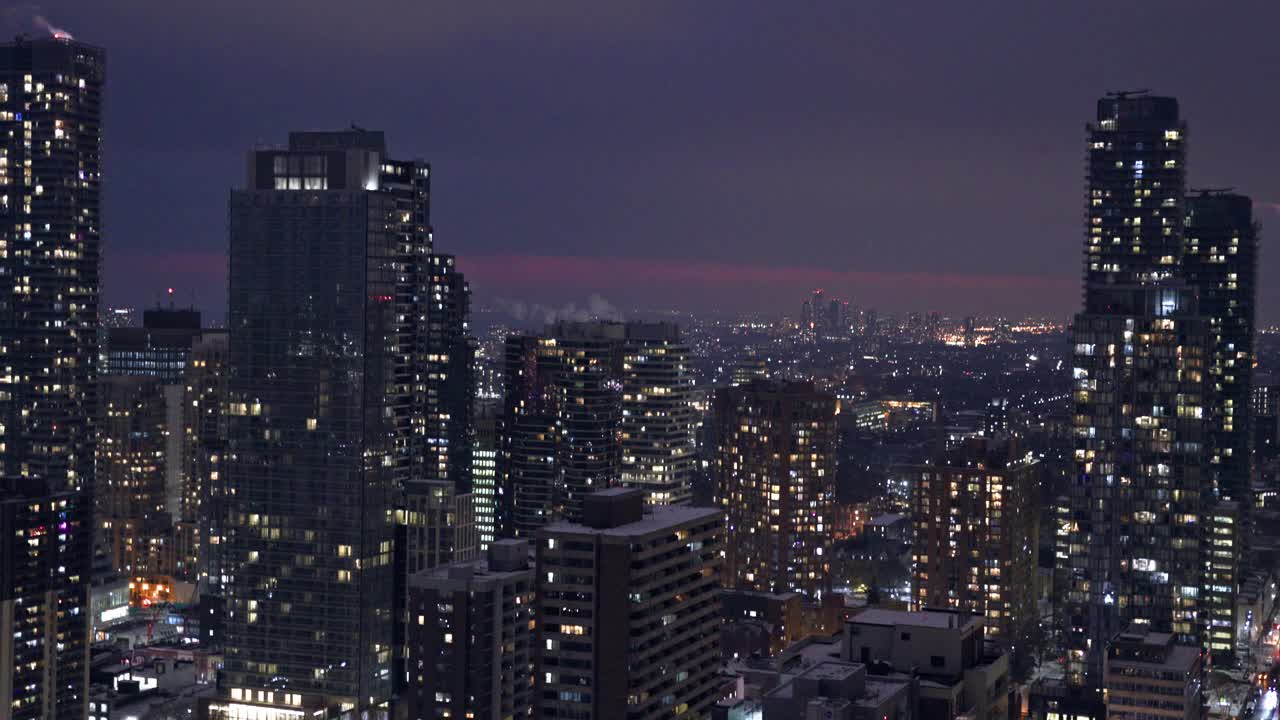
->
xmin=10 ymin=2 xmax=1280 ymax=322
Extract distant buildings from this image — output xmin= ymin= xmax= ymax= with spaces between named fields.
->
xmin=534 ymin=488 xmax=724 ymax=718
xmin=910 ymin=438 xmax=1040 ymax=652
xmin=407 ymin=539 xmax=536 ymax=720
xmin=0 ymin=34 xmax=106 ymax=719
xmin=715 ymin=379 xmax=837 ymax=598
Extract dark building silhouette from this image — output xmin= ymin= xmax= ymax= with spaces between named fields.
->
xmin=406 ymin=539 xmax=535 ymax=720
xmin=214 ymin=129 xmax=432 ymax=716
xmin=105 ymin=307 xmax=202 ymax=381
xmin=534 ymin=489 xmax=724 ymax=719
xmin=0 ymin=35 xmax=106 ymax=719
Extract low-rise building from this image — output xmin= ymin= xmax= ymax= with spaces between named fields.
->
xmin=844 ymin=607 xmax=1009 ymax=720
xmin=716 ymin=634 xmax=917 ymax=720
xmin=1103 ymin=628 xmax=1202 ymax=720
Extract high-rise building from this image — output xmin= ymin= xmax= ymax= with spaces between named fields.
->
xmin=473 ymin=407 xmax=500 ymax=550
xmin=1065 ymin=93 xmax=1217 ymax=705
xmin=105 ymin=306 xmax=202 ymax=380
xmin=714 ymin=379 xmax=837 ymax=598
xmin=500 ymin=335 xmax=561 ymax=536
xmin=552 ymin=322 xmax=625 ymax=522
xmin=213 ymin=130 xmax=431 ymax=717
xmin=1 ymin=479 xmax=91 ymax=720
xmin=422 ymin=253 xmax=475 ymax=490
xmin=620 ymin=322 xmax=695 ymax=505
xmin=1067 ymin=284 xmax=1210 ymax=688
xmin=0 ymin=35 xmax=106 ymax=719
xmin=406 ymin=539 xmax=536 ymax=720
xmin=178 ymin=331 xmax=228 ymax=589
xmin=97 ymin=375 xmax=173 ymax=576
xmin=499 ymin=322 xmax=697 ymax=534
xmin=1184 ymin=191 xmax=1257 ymax=659
xmin=534 ymin=488 xmax=723 ymax=718
xmin=910 ymin=438 xmax=1040 ymax=653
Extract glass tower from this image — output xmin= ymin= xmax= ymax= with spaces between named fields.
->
xmin=218 ymin=130 xmax=429 ymax=716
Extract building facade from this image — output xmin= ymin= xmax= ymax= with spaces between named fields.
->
xmin=215 ymin=130 xmax=431 ymax=717
xmin=620 ymin=322 xmax=696 ymax=505
xmin=98 ymin=375 xmax=173 ymax=577
xmin=714 ymin=380 xmax=837 ymax=598
xmin=1102 ymin=628 xmax=1202 ymax=720
xmin=910 ymin=438 xmax=1040 ymax=652
xmin=406 ymin=539 xmax=535 ymax=720
xmin=535 ymin=489 xmax=724 ymax=718
xmin=0 ymin=35 xmax=106 ymax=719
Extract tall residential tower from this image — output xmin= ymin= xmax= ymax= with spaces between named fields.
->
xmin=0 ymin=35 xmax=105 ymax=719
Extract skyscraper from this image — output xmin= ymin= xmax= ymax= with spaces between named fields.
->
xmin=619 ymin=322 xmax=695 ymax=505
xmin=214 ymin=130 xmax=430 ymax=717
xmin=499 ymin=322 xmax=697 ymax=536
xmin=500 ymin=334 xmax=561 ymax=536
xmin=0 ymin=34 xmax=105 ymax=719
xmin=534 ymin=488 xmax=724 ymax=718
xmin=178 ymin=331 xmax=229 ymax=589
xmin=1065 ymin=94 xmax=1219 ymax=702
xmin=714 ymin=379 xmax=836 ymax=598
xmin=553 ymin=322 xmax=625 ymax=522
xmin=1183 ymin=192 xmax=1258 ymax=659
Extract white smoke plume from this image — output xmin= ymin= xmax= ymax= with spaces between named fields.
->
xmin=33 ymin=15 xmax=73 ymax=39
xmin=493 ymin=294 xmax=623 ymax=326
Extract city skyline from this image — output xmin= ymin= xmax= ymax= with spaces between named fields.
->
xmin=5 ymin=3 xmax=1280 ymax=321
xmin=5 ymin=7 xmax=1280 ymax=720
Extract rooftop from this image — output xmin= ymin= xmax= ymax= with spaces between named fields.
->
xmin=851 ymin=607 xmax=980 ymax=631
xmin=541 ymin=503 xmax=722 ymax=538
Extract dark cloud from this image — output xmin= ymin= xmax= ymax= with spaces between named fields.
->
xmin=36 ymin=1 xmax=1280 ymax=320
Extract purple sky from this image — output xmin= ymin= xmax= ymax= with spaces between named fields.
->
xmin=12 ymin=2 xmax=1280 ymax=321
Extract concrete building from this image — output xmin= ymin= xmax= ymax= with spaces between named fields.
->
xmin=716 ymin=635 xmax=917 ymax=720
xmin=844 ymin=608 xmax=1009 ymax=720
xmin=98 ymin=375 xmax=174 ymax=577
xmin=720 ymin=589 xmax=806 ymax=660
xmin=1102 ymin=628 xmax=1203 ymax=720
xmin=714 ymin=380 xmax=837 ymax=598
xmin=406 ymin=539 xmax=536 ymax=720
xmin=910 ymin=438 xmax=1040 ymax=652
xmin=535 ymin=488 xmax=723 ymax=718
